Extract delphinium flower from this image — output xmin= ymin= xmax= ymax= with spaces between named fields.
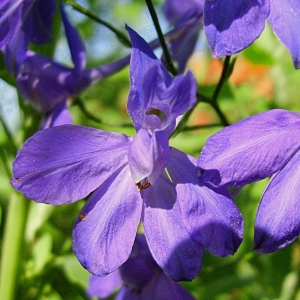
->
xmin=204 ymin=0 xmax=300 ymax=68
xmin=11 ymin=26 xmax=243 ymax=281
xmin=0 ymin=0 xmax=56 ymax=50
xmin=162 ymin=0 xmax=204 ymax=73
xmin=87 ymin=234 xmax=195 ymax=300
xmin=197 ymin=109 xmax=300 ymax=253
xmin=4 ymin=3 xmax=129 ymax=128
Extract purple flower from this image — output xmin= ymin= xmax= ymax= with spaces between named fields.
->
xmin=0 ymin=0 xmax=56 ymax=50
xmin=5 ymin=3 xmax=129 ymax=128
xmin=87 ymin=234 xmax=195 ymax=300
xmin=11 ymin=26 xmax=243 ymax=281
xmin=198 ymin=109 xmax=300 ymax=253
xmin=162 ymin=0 xmax=204 ymax=73
xmin=204 ymin=0 xmax=300 ymax=68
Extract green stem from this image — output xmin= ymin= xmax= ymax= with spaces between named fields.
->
xmin=145 ymin=0 xmax=177 ymax=75
xmin=74 ymin=97 xmax=133 ymax=128
xmin=65 ymin=0 xmax=131 ymax=47
xmin=182 ymin=123 xmax=223 ymax=132
xmin=212 ymin=56 xmax=231 ymax=102
xmin=0 ymin=192 xmax=29 ymax=300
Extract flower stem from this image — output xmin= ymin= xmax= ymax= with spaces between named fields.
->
xmin=65 ymin=0 xmax=131 ymax=47
xmin=0 ymin=192 xmax=29 ymax=300
xmin=145 ymin=0 xmax=177 ymax=75
xmin=212 ymin=56 xmax=231 ymax=102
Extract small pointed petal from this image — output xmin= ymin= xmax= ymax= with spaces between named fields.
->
xmin=22 ymin=0 xmax=56 ymax=45
xmin=142 ymin=173 xmax=203 ymax=281
xmin=61 ymin=3 xmax=86 ymax=71
xmin=268 ymin=0 xmax=300 ymax=69
xmin=254 ymin=150 xmax=300 ymax=253
xmin=168 ymin=148 xmax=243 ymax=256
xmin=204 ymin=0 xmax=270 ymax=57
xmin=128 ymin=129 xmax=169 ymax=184
xmin=198 ymin=109 xmax=300 ymax=187
xmin=41 ymin=101 xmax=72 ymax=129
xmin=73 ymin=165 xmax=142 ymax=276
xmin=11 ymin=125 xmax=130 ymax=205
xmin=87 ymin=272 xmax=122 ymax=299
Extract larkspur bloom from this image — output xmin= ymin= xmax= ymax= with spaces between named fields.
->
xmin=204 ymin=0 xmax=300 ymax=68
xmin=5 ymin=3 xmax=129 ymax=128
xmin=0 ymin=0 xmax=56 ymax=50
xmin=162 ymin=0 xmax=204 ymax=73
xmin=87 ymin=234 xmax=195 ymax=300
xmin=11 ymin=26 xmax=243 ymax=281
xmin=198 ymin=109 xmax=300 ymax=253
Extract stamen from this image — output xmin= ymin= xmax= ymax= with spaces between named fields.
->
xmin=136 ymin=180 xmax=151 ymax=192
xmin=79 ymin=213 xmax=87 ymax=221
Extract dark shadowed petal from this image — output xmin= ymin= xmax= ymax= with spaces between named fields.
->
xmin=73 ymin=165 xmax=142 ymax=276
xmin=164 ymin=11 xmax=203 ymax=73
xmin=116 ymin=287 xmax=139 ymax=300
xmin=11 ymin=125 xmax=130 ymax=205
xmin=87 ymin=272 xmax=122 ymax=299
xmin=128 ymin=129 xmax=169 ymax=184
xmin=268 ymin=0 xmax=300 ymax=69
xmin=16 ymin=51 xmax=76 ymax=112
xmin=142 ymin=172 xmax=203 ymax=281
xmin=119 ymin=234 xmax=159 ymax=290
xmin=163 ymin=0 xmax=204 ymax=73
xmin=0 ymin=0 xmax=22 ymax=49
xmin=204 ymin=0 xmax=270 ymax=57
xmin=22 ymin=0 xmax=56 ymax=44
xmin=168 ymin=148 xmax=243 ymax=256
xmin=254 ymin=150 xmax=300 ymax=253
xmin=41 ymin=100 xmax=72 ymax=129
xmin=141 ymin=273 xmax=195 ymax=300
xmin=198 ymin=109 xmax=300 ymax=187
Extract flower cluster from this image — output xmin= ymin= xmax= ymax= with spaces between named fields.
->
xmin=11 ymin=25 xmax=243 ymax=282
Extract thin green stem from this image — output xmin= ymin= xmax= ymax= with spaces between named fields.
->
xmin=212 ymin=56 xmax=231 ymax=102
xmin=65 ymin=0 xmax=131 ymax=47
xmin=0 ymin=112 xmax=18 ymax=155
xmin=0 ymin=192 xmax=29 ymax=300
xmin=182 ymin=123 xmax=223 ymax=132
xmin=0 ymin=147 xmax=11 ymax=178
xmin=145 ymin=0 xmax=177 ymax=75
xmin=74 ymin=97 xmax=133 ymax=128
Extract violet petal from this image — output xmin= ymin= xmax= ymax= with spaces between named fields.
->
xmin=11 ymin=125 xmax=130 ymax=205
xmin=87 ymin=272 xmax=122 ymax=299
xmin=268 ymin=0 xmax=300 ymax=69
xmin=168 ymin=148 xmax=243 ymax=256
xmin=142 ymin=172 xmax=203 ymax=281
xmin=204 ymin=0 xmax=270 ymax=57
xmin=198 ymin=109 xmax=300 ymax=187
xmin=254 ymin=150 xmax=300 ymax=253
xmin=73 ymin=165 xmax=142 ymax=276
